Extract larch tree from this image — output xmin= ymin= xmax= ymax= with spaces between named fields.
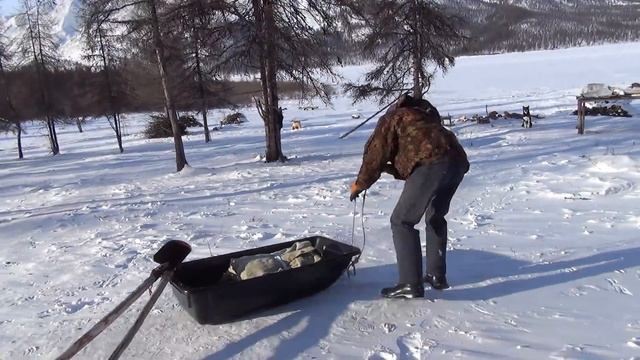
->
xmin=223 ymin=0 xmax=342 ymax=162
xmin=343 ymin=0 xmax=466 ymax=103
xmin=0 ymin=29 xmax=23 ymax=159
xmin=84 ymin=0 xmax=189 ymax=171
xmin=172 ymin=0 xmax=230 ymax=143
xmin=16 ymin=0 xmax=60 ymax=154
xmin=80 ymin=0 xmax=128 ymax=153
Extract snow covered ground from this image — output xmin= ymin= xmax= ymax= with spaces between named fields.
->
xmin=1 ymin=42 xmax=640 ymax=359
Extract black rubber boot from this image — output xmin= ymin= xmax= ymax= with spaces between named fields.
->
xmin=424 ymin=274 xmax=450 ymax=290
xmin=381 ymin=283 xmax=425 ymax=299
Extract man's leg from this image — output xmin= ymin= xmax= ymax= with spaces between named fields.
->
xmin=424 ymin=164 xmax=465 ymax=279
xmin=390 ymin=162 xmax=449 ymax=284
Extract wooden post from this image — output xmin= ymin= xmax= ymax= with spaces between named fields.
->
xmin=577 ymin=99 xmax=585 ymax=135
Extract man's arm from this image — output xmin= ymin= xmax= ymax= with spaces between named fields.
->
xmin=355 ymin=116 xmax=396 ymax=189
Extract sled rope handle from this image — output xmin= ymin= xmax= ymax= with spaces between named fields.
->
xmin=348 ymin=190 xmax=367 ymax=277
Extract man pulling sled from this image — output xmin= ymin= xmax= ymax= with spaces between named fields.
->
xmin=350 ymin=95 xmax=469 ymax=299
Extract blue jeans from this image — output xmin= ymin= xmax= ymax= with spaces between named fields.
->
xmin=390 ymin=159 xmax=466 ymax=284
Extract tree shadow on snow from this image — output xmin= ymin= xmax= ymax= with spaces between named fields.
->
xmin=201 ymin=246 xmax=640 ymax=359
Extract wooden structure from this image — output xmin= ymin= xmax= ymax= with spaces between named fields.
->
xmin=576 ymin=93 xmax=640 ymax=134
xmin=441 ymin=113 xmax=454 ymax=127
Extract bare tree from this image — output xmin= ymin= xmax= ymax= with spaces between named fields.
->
xmin=343 ymin=0 xmax=466 ymax=103
xmin=85 ymin=0 xmax=189 ymax=171
xmin=0 ymin=31 xmax=23 ymax=159
xmin=80 ymin=0 xmax=128 ymax=152
xmin=223 ymin=0 xmax=342 ymax=162
xmin=147 ymin=0 xmax=189 ymax=170
xmin=172 ymin=0 xmax=230 ymax=143
xmin=16 ymin=0 xmax=60 ymax=154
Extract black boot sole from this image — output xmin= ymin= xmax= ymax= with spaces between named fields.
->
xmin=382 ymin=292 xmax=424 ymax=299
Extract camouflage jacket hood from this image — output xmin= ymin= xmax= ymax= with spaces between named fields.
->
xmin=355 ymin=104 xmax=469 ymax=190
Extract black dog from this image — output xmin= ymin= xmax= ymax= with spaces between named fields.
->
xmin=522 ymin=106 xmax=532 ymax=128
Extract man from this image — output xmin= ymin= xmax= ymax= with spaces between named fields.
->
xmin=350 ymin=95 xmax=469 ymax=299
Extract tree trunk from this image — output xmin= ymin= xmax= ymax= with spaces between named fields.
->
xmin=114 ymin=113 xmax=124 ymax=153
xmin=17 ymin=123 xmax=23 ymax=159
xmin=50 ymin=118 xmax=59 ymax=154
xmin=193 ymin=13 xmax=210 ymax=143
xmin=44 ymin=117 xmax=59 ymax=155
xmin=33 ymin=4 xmax=59 ymax=155
xmin=0 ymin=57 xmax=22 ymax=159
xmin=98 ymin=30 xmax=124 ymax=153
xmin=148 ymin=0 xmax=188 ymax=171
xmin=412 ymin=50 xmax=421 ymax=99
xmin=412 ymin=1 xmax=422 ymax=99
xmin=195 ymin=50 xmax=210 ymax=143
xmin=201 ymin=100 xmax=210 ymax=143
xmin=252 ymin=0 xmax=270 ymax=160
xmin=262 ymin=0 xmax=285 ymax=162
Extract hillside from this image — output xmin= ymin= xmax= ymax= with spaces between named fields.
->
xmin=2 ymin=0 xmax=639 ymax=61
xmin=450 ymin=0 xmax=640 ymax=53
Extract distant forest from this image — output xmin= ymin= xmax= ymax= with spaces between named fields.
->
xmin=2 ymin=1 xmax=639 ymax=121
xmin=338 ymin=2 xmax=640 ymax=58
xmin=454 ymin=2 xmax=640 ymax=54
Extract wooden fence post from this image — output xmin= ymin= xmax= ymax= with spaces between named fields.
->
xmin=577 ymin=99 xmax=585 ymax=135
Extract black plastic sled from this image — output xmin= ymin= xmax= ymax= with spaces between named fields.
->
xmin=170 ymin=236 xmax=361 ymax=325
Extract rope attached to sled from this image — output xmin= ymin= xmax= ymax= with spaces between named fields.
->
xmin=348 ymin=190 xmax=367 ymax=277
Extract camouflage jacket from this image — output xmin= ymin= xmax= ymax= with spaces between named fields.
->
xmin=355 ymin=106 xmax=469 ymax=190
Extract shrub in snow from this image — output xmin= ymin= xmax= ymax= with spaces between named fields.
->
xmin=144 ymin=114 xmax=202 ymax=139
xmin=180 ymin=114 xmax=203 ymax=128
xmin=220 ymin=112 xmax=247 ymax=126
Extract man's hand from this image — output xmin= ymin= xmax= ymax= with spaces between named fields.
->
xmin=350 ymin=181 xmax=363 ymax=201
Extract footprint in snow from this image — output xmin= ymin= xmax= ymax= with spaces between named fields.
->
xmin=382 ymin=322 xmax=397 ymax=333
xmin=397 ymin=332 xmax=422 ymax=360
xmin=367 ymin=348 xmax=397 ymax=360
xmin=627 ymin=337 xmax=640 ymax=348
xmin=606 ymin=278 xmax=633 ymax=296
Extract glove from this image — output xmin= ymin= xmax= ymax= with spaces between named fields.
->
xmin=349 ymin=181 xmax=363 ymax=201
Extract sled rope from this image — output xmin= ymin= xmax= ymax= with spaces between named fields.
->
xmin=348 ymin=190 xmax=367 ymax=276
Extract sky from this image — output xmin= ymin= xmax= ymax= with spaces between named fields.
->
xmin=0 ymin=0 xmax=20 ymax=17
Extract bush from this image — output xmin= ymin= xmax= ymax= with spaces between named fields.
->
xmin=144 ymin=113 xmax=202 ymax=138
xmin=220 ymin=112 xmax=247 ymax=126
xmin=180 ymin=114 xmax=203 ymax=127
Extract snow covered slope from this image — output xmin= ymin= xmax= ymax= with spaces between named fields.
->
xmin=1 ymin=42 xmax=640 ymax=359
xmin=1 ymin=0 xmax=82 ymax=62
